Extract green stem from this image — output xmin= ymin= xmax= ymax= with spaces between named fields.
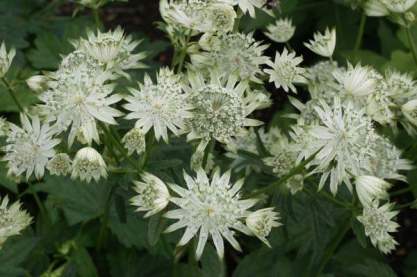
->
xmin=202 ymin=139 xmax=214 ymax=169
xmin=2 ymin=78 xmax=24 ymax=113
xmin=233 ymin=9 xmax=243 ymax=32
xmin=92 ymin=8 xmax=101 ymax=29
xmin=406 ymin=27 xmax=417 ymax=67
xmin=390 ymin=187 xmax=412 ymax=197
xmin=96 ymin=185 xmax=116 ymax=251
xmin=175 ymin=31 xmax=192 ymax=73
xmin=138 ymin=133 xmax=154 ymax=172
xmin=395 ymin=200 xmax=416 ymax=210
xmin=354 ymin=13 xmax=367 ymax=53
xmin=101 ymin=125 xmax=137 ymax=169
xmin=313 ymin=217 xmax=352 ymax=276
xmin=307 ymin=188 xmax=353 ymax=209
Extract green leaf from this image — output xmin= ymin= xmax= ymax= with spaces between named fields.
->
xmin=388 ymin=50 xmax=417 ymax=74
xmin=0 ymin=161 xmax=18 ymax=193
xmin=0 ymin=235 xmax=39 ymax=266
xmin=351 ymin=218 xmax=368 ymax=248
xmin=0 ymin=81 xmax=39 ymax=112
xmin=37 ymin=176 xmax=112 ymax=225
xmin=201 ymin=245 xmax=225 ymax=277
xmin=233 ymin=248 xmax=293 ymax=277
xmin=70 ymin=246 xmax=98 ymax=277
xmin=147 ymin=214 xmax=165 ymax=247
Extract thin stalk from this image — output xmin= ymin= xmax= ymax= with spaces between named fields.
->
xmin=395 ymin=200 xmax=416 ymax=210
xmin=202 ymin=139 xmax=214 ymax=169
xmin=233 ymin=9 xmax=243 ymax=32
xmin=308 ymin=188 xmax=353 ymax=209
xmin=92 ymin=8 xmax=101 ymax=29
xmin=101 ymin=125 xmax=137 ymax=169
xmin=176 ymin=31 xmax=192 ymax=73
xmin=390 ymin=187 xmax=412 ymax=197
xmin=96 ymin=185 xmax=116 ymax=250
xmin=2 ymin=78 xmax=24 ymax=113
xmin=28 ymin=182 xmax=49 ymax=223
xmin=406 ymin=27 xmax=417 ymax=67
xmin=138 ymin=133 xmax=154 ymax=172
xmin=354 ymin=13 xmax=367 ymax=53
xmin=313 ymin=217 xmax=351 ymax=276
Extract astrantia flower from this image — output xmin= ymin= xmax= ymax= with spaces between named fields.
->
xmin=0 ymin=42 xmax=15 ymax=78
xmin=185 ymin=71 xmax=263 ymax=144
xmin=47 ymin=153 xmax=72 ymax=176
xmin=26 ymin=75 xmax=48 ymax=93
xmin=366 ymin=77 xmax=396 ymax=125
xmin=162 ymin=1 xmax=236 ymax=34
xmin=131 ymin=172 xmax=170 ymax=217
xmin=357 ymin=200 xmax=399 ymax=254
xmin=355 ymin=176 xmax=391 ymax=206
xmin=304 ymin=27 xmax=336 ymax=58
xmin=39 ymin=67 xmax=123 ymax=146
xmin=333 ymin=63 xmax=376 ymax=97
xmin=305 ymin=61 xmax=343 ymax=100
xmin=0 ymin=117 xmax=10 ymax=137
xmin=235 ymin=0 xmax=267 ymax=17
xmin=0 ymin=196 xmax=32 ymax=248
xmin=192 ymin=33 xmax=269 ymax=83
xmin=381 ymin=0 xmax=417 ymax=13
xmin=165 ymin=168 xmax=262 ymax=259
xmin=364 ymin=0 xmax=390 ymax=16
xmin=122 ymin=127 xmax=146 ymax=155
xmin=296 ymin=98 xmax=379 ymax=194
xmin=246 ymin=208 xmax=281 ymax=247
xmin=74 ymin=27 xmax=146 ymax=78
xmin=124 ymin=68 xmax=192 ymax=142
xmin=386 ymin=70 xmax=417 ymax=105
xmin=3 ymin=114 xmax=60 ymax=180
xmin=264 ymin=18 xmax=296 ymax=43
xmin=71 ymin=147 xmax=107 ymax=182
xmin=264 ymin=48 xmax=307 ymax=93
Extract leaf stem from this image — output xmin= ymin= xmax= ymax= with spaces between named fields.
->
xmin=406 ymin=27 xmax=417 ymax=67
xmin=354 ymin=13 xmax=367 ymax=53
xmin=1 ymin=77 xmax=24 ymax=113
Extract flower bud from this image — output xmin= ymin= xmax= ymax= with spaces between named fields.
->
xmin=122 ymin=128 xmax=146 ymax=155
xmin=355 ymin=175 xmax=391 ymax=206
xmin=246 ymin=208 xmax=281 ymax=247
xmin=0 ymin=42 xmax=15 ymax=78
xmin=26 ymin=75 xmax=48 ymax=93
xmin=47 ymin=153 xmax=72 ymax=176
xmin=71 ymin=147 xmax=107 ymax=182
xmin=402 ymin=99 xmax=417 ymax=126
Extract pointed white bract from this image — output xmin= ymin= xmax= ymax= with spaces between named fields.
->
xmin=0 ymin=41 xmax=15 ymax=78
xmin=131 ymin=172 xmax=171 ymax=218
xmin=122 ymin=127 xmax=146 ymax=155
xmin=47 ymin=153 xmax=72 ymax=177
xmin=71 ymin=147 xmax=107 ymax=183
xmin=264 ymin=48 xmax=307 ymax=93
xmin=3 ymin=114 xmax=60 ymax=180
xmin=0 ymin=196 xmax=32 ymax=248
xmin=304 ymin=28 xmax=336 ymax=58
xmin=355 ymin=176 xmax=391 ymax=206
xmin=357 ymin=201 xmax=399 ymax=254
xmin=246 ymin=208 xmax=281 ymax=247
xmin=381 ymin=0 xmax=417 ymax=13
xmin=333 ymin=63 xmax=377 ymax=97
xmin=264 ymin=18 xmax=296 ymax=43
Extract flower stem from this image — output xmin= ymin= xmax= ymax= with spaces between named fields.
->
xmin=313 ymin=216 xmax=351 ymax=276
xmin=1 ymin=77 xmax=24 ymax=113
xmin=175 ymin=31 xmax=192 ymax=73
xmin=390 ymin=186 xmax=412 ymax=197
xmin=354 ymin=13 xmax=366 ymax=53
xmin=92 ymin=8 xmax=101 ymax=29
xmin=406 ymin=27 xmax=417 ymax=67
xmin=395 ymin=200 xmax=417 ymax=210
xmin=96 ymin=185 xmax=116 ymax=251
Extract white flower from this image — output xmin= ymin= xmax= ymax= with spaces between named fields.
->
xmin=246 ymin=208 xmax=281 ymax=247
xmin=162 ymin=1 xmax=236 ymax=33
xmin=74 ymin=27 xmax=147 ymax=78
xmin=305 ymin=61 xmax=343 ymax=100
xmin=401 ymin=99 xmax=417 ymax=126
xmin=131 ymin=172 xmax=171 ymax=217
xmin=264 ymin=48 xmax=307 ymax=93
xmin=124 ymin=68 xmax=192 ymax=142
xmin=0 ymin=196 xmax=32 ymax=248
xmin=0 ymin=42 xmax=15 ymax=78
xmin=192 ymin=33 xmax=269 ymax=83
xmin=264 ymin=18 xmax=296 ymax=43
xmin=71 ymin=147 xmax=107 ymax=183
xmin=286 ymin=174 xmax=304 ymax=195
xmin=381 ymin=0 xmax=417 ymax=13
xmin=333 ymin=63 xmax=376 ymax=97
xmin=47 ymin=153 xmax=72 ymax=176
xmin=304 ymin=28 xmax=336 ymax=58
xmin=364 ymin=0 xmax=390 ymax=16
xmin=185 ymin=70 xmax=263 ymax=144
xmin=357 ymin=201 xmax=399 ymax=254
xmin=3 ymin=114 xmax=60 ymax=180
xmin=0 ymin=117 xmax=10 ymax=137
xmin=385 ymin=70 xmax=417 ymax=105
xmin=26 ymin=75 xmax=48 ymax=93
xmin=39 ymin=65 xmax=123 ymax=146
xmin=122 ymin=127 xmax=146 ymax=155
xmin=355 ymin=176 xmax=391 ymax=206
xmin=165 ymin=168 xmax=263 ymax=259
xmin=299 ymin=98 xmax=379 ymax=194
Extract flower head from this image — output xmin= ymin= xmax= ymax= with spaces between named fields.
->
xmin=39 ymin=62 xmax=123 ymax=146
xmin=0 ymin=42 xmax=15 ymax=78
xmin=264 ymin=48 xmax=307 ymax=93
xmin=381 ymin=0 xmax=417 ymax=13
xmin=304 ymin=27 xmax=336 ymax=58
xmin=246 ymin=208 xmax=281 ymax=247
xmin=131 ymin=172 xmax=171 ymax=217
xmin=185 ymin=71 xmax=263 ymax=144
xmin=357 ymin=201 xmax=399 ymax=254
xmin=3 ymin=114 xmax=60 ymax=180
xmin=192 ymin=33 xmax=269 ymax=83
xmin=74 ymin=27 xmax=146 ymax=78
xmin=333 ymin=63 xmax=376 ymax=97
xmin=47 ymin=153 xmax=72 ymax=176
xmin=165 ymin=168 xmax=263 ymax=259
xmin=124 ymin=68 xmax=192 ymax=142
xmin=0 ymin=196 xmax=32 ymax=248
xmin=71 ymin=147 xmax=107 ymax=182
xmin=355 ymin=176 xmax=391 ymax=206
xmin=264 ymin=18 xmax=295 ymax=43
xmin=122 ymin=127 xmax=146 ymax=155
